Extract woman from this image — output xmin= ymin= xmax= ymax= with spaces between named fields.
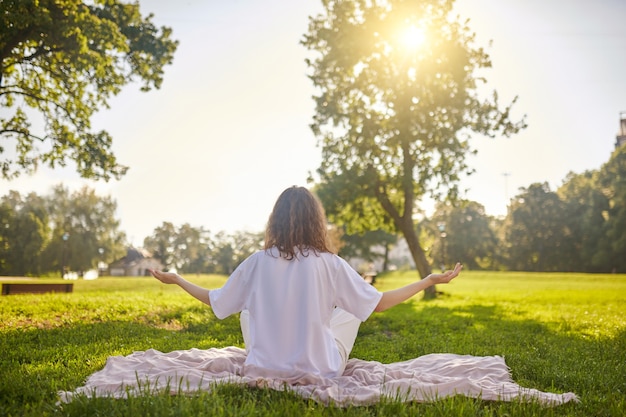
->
xmin=150 ymin=186 xmax=462 ymax=381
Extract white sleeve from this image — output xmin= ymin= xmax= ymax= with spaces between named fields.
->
xmin=208 ymin=257 xmax=252 ymax=320
xmin=333 ymin=257 xmax=382 ymax=321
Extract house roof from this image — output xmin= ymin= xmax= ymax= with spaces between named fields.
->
xmin=110 ymin=247 xmax=154 ymax=268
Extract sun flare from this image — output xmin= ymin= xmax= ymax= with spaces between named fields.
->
xmin=401 ymin=25 xmax=426 ymax=50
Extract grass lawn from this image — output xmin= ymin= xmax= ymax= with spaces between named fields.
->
xmin=1 ymin=271 xmax=624 ymax=416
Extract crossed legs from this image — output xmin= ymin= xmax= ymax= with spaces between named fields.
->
xmin=239 ymin=307 xmax=361 ymax=375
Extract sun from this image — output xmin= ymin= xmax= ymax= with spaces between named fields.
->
xmin=401 ymin=24 xmax=426 ymax=50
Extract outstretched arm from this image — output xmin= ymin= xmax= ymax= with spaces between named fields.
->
xmin=374 ymin=262 xmax=463 ymax=312
xmin=149 ymin=269 xmax=212 ymax=307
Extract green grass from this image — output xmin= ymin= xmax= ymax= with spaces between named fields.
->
xmin=1 ymin=271 xmax=624 ymax=416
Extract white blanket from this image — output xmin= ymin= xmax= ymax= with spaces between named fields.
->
xmin=58 ymin=346 xmax=578 ymax=406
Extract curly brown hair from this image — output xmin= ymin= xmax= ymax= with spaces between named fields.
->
xmin=264 ymin=186 xmax=332 ymax=259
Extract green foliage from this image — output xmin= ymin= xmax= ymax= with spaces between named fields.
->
xmin=143 ymin=221 xmax=183 ymax=270
xmin=143 ymin=224 xmax=264 ymax=274
xmin=42 ymin=184 xmax=127 ymax=273
xmin=0 ymin=185 xmax=126 ymax=276
xmin=425 ymin=200 xmax=497 ymax=270
xmin=303 ymin=0 xmax=525 ymax=281
xmin=213 ymin=230 xmax=264 ymax=274
xmin=557 ymin=170 xmax=609 ymax=271
xmin=405 ymin=141 xmax=626 ymax=273
xmin=0 ymin=272 xmax=624 ymax=416
xmin=0 ymin=0 xmax=178 ymax=180
xmin=0 ymin=191 xmax=49 ymax=275
xmin=598 ymin=145 xmax=626 ymax=272
xmin=502 ymin=183 xmax=570 ymax=272
xmin=495 ymin=144 xmax=626 ymax=273
xmin=338 ymin=229 xmax=398 ymax=271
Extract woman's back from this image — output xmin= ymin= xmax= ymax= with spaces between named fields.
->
xmin=209 ymin=247 xmax=382 ymax=380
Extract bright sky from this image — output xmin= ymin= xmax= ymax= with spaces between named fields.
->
xmin=2 ymin=0 xmax=625 ymax=246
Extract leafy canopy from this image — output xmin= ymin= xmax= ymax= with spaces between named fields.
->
xmin=0 ymin=185 xmax=126 ymax=276
xmin=303 ymin=0 xmax=525 ymax=281
xmin=304 ymin=0 xmax=524 ymax=229
xmin=0 ymin=0 xmax=178 ymax=180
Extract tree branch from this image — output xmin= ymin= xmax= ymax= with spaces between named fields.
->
xmin=21 ymin=45 xmax=63 ymax=63
xmin=371 ymin=171 xmax=402 ymax=227
xmin=0 ymin=128 xmax=46 ymax=143
xmin=0 ymin=88 xmax=83 ymax=127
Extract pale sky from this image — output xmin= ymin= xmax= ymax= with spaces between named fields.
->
xmin=2 ymin=0 xmax=625 ymax=246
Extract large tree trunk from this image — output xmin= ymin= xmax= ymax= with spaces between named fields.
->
xmin=373 ymin=176 xmax=437 ymax=299
xmin=399 ymin=219 xmax=436 ymax=299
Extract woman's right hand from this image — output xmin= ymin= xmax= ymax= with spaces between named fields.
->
xmin=149 ymin=269 xmax=181 ymax=285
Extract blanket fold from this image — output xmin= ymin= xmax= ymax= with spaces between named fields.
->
xmin=58 ymin=347 xmax=578 ymax=407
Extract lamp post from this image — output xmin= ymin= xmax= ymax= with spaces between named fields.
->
xmin=61 ymin=232 xmax=70 ymax=278
xmin=437 ymin=222 xmax=446 ymax=272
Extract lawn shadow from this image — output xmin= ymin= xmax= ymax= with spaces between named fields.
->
xmin=0 ymin=304 xmax=243 ymax=409
xmin=354 ymin=301 xmax=626 ymax=414
xmin=2 ymin=301 xmax=624 ymax=416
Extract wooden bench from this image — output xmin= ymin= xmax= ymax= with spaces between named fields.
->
xmin=1 ymin=283 xmax=74 ymax=295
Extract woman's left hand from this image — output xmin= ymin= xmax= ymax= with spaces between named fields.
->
xmin=428 ymin=262 xmax=463 ymax=285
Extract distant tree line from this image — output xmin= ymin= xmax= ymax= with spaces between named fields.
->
xmin=343 ymin=145 xmax=626 ymax=273
xmin=143 ymin=223 xmax=263 ymax=275
xmin=0 ymin=185 xmax=263 ymax=277
xmin=1 ymin=145 xmax=624 ymax=276
xmin=0 ymin=185 xmax=126 ymax=276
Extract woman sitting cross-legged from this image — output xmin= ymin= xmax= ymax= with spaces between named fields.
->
xmin=150 ymin=185 xmax=462 ymax=380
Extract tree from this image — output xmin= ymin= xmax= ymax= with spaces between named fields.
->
xmin=210 ymin=231 xmax=264 ymax=274
xmin=597 ymin=145 xmax=626 ymax=272
xmin=41 ymin=185 xmax=126 ymax=274
xmin=0 ymin=191 xmax=49 ymax=276
xmin=212 ymin=232 xmax=236 ymax=275
xmin=173 ymin=223 xmax=212 ymax=274
xmin=143 ymin=221 xmax=177 ymax=270
xmin=502 ymin=183 xmax=572 ymax=272
xmin=0 ymin=185 xmax=125 ymax=276
xmin=228 ymin=230 xmax=264 ymax=269
xmin=303 ymin=0 xmax=524 ymax=296
xmin=0 ymin=0 xmax=178 ymax=180
xmin=428 ymin=200 xmax=497 ymax=270
xmin=143 ymin=224 xmax=263 ymax=274
xmin=338 ymin=229 xmax=398 ymax=272
xmin=557 ymin=170 xmax=609 ymax=272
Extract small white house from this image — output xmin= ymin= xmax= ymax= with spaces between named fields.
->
xmin=109 ymin=247 xmax=163 ymax=277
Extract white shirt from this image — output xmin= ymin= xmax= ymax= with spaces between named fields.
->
xmin=209 ymin=247 xmax=382 ymax=380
